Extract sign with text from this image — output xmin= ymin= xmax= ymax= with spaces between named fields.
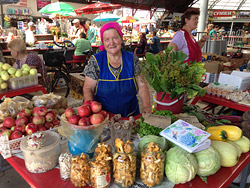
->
xmin=213 ymin=10 xmax=233 ymax=17
xmin=19 ymin=0 xmax=27 ymax=7
xmin=37 ymin=0 xmax=51 ymax=11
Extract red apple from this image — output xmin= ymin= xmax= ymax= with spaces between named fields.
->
xmin=45 ymin=112 xmax=55 ymax=122
xmin=83 ymin=100 xmax=92 ymax=106
xmin=0 ymin=129 xmax=11 ymax=139
xmin=29 ymin=116 xmax=34 ymax=123
xmin=90 ymin=101 xmax=102 ymax=113
xmin=52 ymin=119 xmax=60 ymax=126
xmin=44 ymin=122 xmax=54 ymax=129
xmin=14 ymin=124 xmax=26 ymax=133
xmin=90 ymin=114 xmax=104 ymax=125
xmin=47 ymin=110 xmax=57 ymax=118
xmin=78 ymin=105 xmax=92 ymax=117
xmin=98 ymin=110 xmax=108 ymax=119
xmin=10 ymin=131 xmax=23 ymax=140
xmin=3 ymin=117 xmax=16 ymax=128
xmin=32 ymin=116 xmax=45 ymax=125
xmin=64 ymin=108 xmax=74 ymax=118
xmin=17 ymin=109 xmax=31 ymax=118
xmin=32 ymin=106 xmax=47 ymax=117
xmin=78 ymin=117 xmax=91 ymax=126
xmin=32 ymin=107 xmax=40 ymax=116
xmin=38 ymin=126 xmax=47 ymax=131
xmin=68 ymin=115 xmax=80 ymax=125
xmin=25 ymin=123 xmax=38 ymax=135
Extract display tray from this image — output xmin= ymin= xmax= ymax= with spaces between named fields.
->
xmin=8 ymin=75 xmax=38 ymax=90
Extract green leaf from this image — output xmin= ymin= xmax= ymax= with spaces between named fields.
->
xmin=160 ymin=92 xmax=166 ymax=101
xmin=200 ymin=176 xmax=208 ymax=183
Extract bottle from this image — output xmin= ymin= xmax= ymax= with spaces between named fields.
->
xmin=140 ymin=143 xmax=165 ymax=187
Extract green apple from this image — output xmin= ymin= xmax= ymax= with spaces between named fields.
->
xmin=22 ymin=64 xmax=30 ymax=71
xmin=29 ymin=68 xmax=37 ymax=75
xmin=0 ymin=71 xmax=7 ymax=76
xmin=22 ymin=70 xmax=29 ymax=76
xmin=1 ymin=82 xmax=7 ymax=89
xmin=2 ymin=63 xmax=11 ymax=71
xmin=0 ymin=62 xmax=3 ymax=68
xmin=7 ymin=67 xmax=16 ymax=75
xmin=15 ymin=69 xmax=22 ymax=77
xmin=1 ymin=73 xmax=9 ymax=81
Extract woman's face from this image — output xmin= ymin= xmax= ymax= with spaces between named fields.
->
xmin=10 ymin=48 xmax=18 ymax=59
xmin=186 ymin=15 xmax=199 ymax=30
xmin=103 ymin=29 xmax=122 ymax=55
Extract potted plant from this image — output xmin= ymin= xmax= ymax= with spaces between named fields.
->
xmin=141 ymin=46 xmax=206 ymax=113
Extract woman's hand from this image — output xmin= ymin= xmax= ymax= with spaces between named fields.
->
xmin=200 ymin=35 xmax=209 ymax=43
xmin=143 ymin=106 xmax=152 ymax=114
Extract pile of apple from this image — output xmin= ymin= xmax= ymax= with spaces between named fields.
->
xmin=64 ymin=101 xmax=108 ymax=126
xmin=0 ymin=62 xmax=38 ymax=90
xmin=0 ymin=107 xmax=59 ymax=140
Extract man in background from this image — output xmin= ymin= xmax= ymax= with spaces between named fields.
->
xmin=25 ymin=22 xmax=37 ymax=46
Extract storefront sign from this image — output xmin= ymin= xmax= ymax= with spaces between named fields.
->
xmin=213 ymin=10 xmax=233 ymax=17
xmin=37 ymin=0 xmax=51 ymax=11
xmin=19 ymin=0 xmax=27 ymax=7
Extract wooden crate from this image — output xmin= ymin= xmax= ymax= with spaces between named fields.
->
xmin=70 ymin=73 xmax=85 ymax=100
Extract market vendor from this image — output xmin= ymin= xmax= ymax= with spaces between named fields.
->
xmin=73 ymin=32 xmax=92 ymax=61
xmin=8 ymin=39 xmax=48 ymax=86
xmin=168 ymin=8 xmax=209 ymax=63
xmin=83 ymin=22 xmax=151 ymax=117
xmin=134 ymin=33 xmax=147 ymax=55
xmin=69 ymin=19 xmax=83 ymax=41
xmin=25 ymin=22 xmax=37 ymax=46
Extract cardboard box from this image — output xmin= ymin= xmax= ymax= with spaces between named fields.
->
xmin=218 ymin=70 xmax=250 ymax=91
xmin=204 ymin=61 xmax=223 ymax=74
xmin=202 ymin=72 xmax=219 ymax=83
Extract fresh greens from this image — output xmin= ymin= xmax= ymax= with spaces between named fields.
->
xmin=135 ymin=110 xmax=177 ymax=137
xmin=141 ymin=46 xmax=206 ymax=99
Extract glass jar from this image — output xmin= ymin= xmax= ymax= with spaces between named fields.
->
xmin=70 ymin=153 xmax=90 ymax=188
xmin=140 ymin=144 xmax=165 ymax=187
xmin=113 ymin=145 xmax=136 ymax=188
xmin=90 ymin=159 xmax=111 ymax=188
xmin=59 ymin=152 xmax=72 ymax=181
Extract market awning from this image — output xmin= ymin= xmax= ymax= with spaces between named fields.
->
xmin=60 ymin=0 xmax=196 ymax=13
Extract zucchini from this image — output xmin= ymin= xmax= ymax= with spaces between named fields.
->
xmin=207 ymin=128 xmax=227 ymax=141
xmin=208 ymin=125 xmax=242 ymax=141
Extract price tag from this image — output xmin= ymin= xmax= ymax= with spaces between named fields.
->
xmin=142 ymin=113 xmax=171 ymax=129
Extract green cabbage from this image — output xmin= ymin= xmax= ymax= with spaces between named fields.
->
xmin=138 ymin=135 xmax=168 ymax=152
xmin=194 ymin=146 xmax=221 ymax=176
xmin=165 ymin=146 xmax=198 ymax=184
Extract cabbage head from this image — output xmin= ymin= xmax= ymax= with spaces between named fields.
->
xmin=194 ymin=146 xmax=221 ymax=176
xmin=165 ymin=146 xmax=198 ymax=184
xmin=138 ymin=135 xmax=168 ymax=152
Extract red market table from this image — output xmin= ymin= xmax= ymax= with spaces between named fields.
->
xmin=0 ymin=84 xmax=47 ymax=99
xmin=5 ymin=150 xmax=250 ymax=188
xmin=191 ymin=94 xmax=250 ymax=112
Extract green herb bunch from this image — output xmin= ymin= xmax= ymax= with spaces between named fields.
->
xmin=141 ymin=46 xmax=206 ymax=99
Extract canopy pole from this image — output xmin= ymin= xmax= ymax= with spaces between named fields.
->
xmin=229 ymin=21 xmax=234 ymax=36
xmin=197 ymin=0 xmax=209 ymax=33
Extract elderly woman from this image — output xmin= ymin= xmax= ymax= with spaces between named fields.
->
xmin=83 ymin=22 xmax=151 ymax=117
xmin=8 ymin=39 xmax=48 ymax=85
xmin=168 ymin=8 xmax=209 ymax=63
